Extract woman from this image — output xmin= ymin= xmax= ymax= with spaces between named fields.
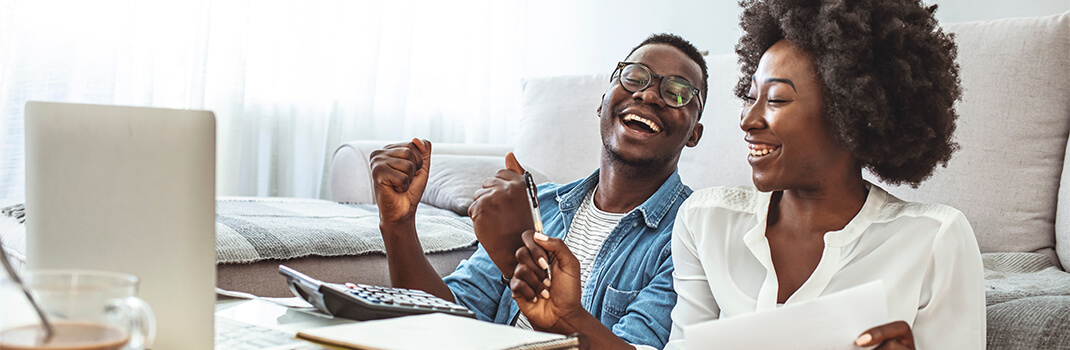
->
xmin=666 ymin=0 xmax=984 ymax=348
xmin=509 ymin=0 xmax=984 ymax=349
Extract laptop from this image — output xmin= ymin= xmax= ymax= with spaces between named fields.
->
xmin=24 ymin=101 xmax=216 ymax=349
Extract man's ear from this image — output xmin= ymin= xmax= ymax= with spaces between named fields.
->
xmin=596 ymin=94 xmax=605 ymax=117
xmin=686 ymin=122 xmax=703 ymax=147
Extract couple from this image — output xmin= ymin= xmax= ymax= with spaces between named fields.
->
xmin=368 ymin=0 xmax=984 ymax=349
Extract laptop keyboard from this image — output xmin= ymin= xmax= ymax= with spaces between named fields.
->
xmin=215 ymin=317 xmax=313 ymax=350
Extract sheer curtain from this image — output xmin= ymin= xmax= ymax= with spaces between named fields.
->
xmin=0 ymin=0 xmax=523 ymax=200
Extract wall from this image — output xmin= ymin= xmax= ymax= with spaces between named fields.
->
xmin=519 ymin=0 xmax=1070 ymax=78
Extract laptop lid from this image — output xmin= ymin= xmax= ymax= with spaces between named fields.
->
xmin=24 ymin=101 xmax=216 ymax=350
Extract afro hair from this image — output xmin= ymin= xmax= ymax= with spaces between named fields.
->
xmin=736 ymin=0 xmax=962 ymax=187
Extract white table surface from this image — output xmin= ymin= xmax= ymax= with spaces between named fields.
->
xmin=216 ymin=296 xmax=356 ymax=349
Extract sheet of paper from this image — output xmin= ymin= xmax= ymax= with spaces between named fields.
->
xmin=684 ymin=280 xmax=889 ymax=350
xmin=215 ymin=287 xmax=316 ymax=309
xmin=297 ymin=313 xmax=568 ymax=350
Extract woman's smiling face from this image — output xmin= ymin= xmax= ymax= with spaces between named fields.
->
xmin=740 ymin=39 xmax=854 ymax=192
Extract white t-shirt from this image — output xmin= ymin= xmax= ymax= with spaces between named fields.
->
xmin=665 ymin=184 xmax=986 ymax=349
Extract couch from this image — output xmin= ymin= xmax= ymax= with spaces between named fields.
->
xmin=329 ymin=11 xmax=1070 ymax=349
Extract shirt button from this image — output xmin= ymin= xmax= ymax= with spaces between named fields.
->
xmin=633 ymin=222 xmax=639 ymax=227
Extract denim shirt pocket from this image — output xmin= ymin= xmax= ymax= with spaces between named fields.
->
xmin=601 ymin=285 xmax=641 ymax=326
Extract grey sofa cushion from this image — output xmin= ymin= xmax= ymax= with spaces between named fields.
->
xmin=985 ymin=253 xmax=1070 ymax=306
xmin=988 ymin=295 xmax=1070 ymax=350
xmin=984 ymin=252 xmax=1070 ymax=349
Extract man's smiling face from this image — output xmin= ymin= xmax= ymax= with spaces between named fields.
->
xmin=598 ymin=43 xmax=704 ymax=170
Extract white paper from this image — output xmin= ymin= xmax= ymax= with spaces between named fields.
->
xmin=215 ymin=287 xmax=315 ymax=309
xmin=298 ymin=313 xmax=567 ymax=350
xmin=684 ymin=280 xmax=889 ymax=350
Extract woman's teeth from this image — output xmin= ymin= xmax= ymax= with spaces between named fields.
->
xmin=749 ymin=147 xmax=777 ymax=157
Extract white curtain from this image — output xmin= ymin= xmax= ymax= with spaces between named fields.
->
xmin=0 ymin=0 xmax=523 ymax=200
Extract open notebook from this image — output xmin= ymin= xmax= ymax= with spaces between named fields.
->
xmin=295 ymin=313 xmax=580 ymax=350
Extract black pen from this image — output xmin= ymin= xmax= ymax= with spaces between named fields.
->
xmin=523 ymin=171 xmax=550 ymax=281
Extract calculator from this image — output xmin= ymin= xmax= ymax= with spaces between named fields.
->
xmin=278 ymin=265 xmax=476 ymax=321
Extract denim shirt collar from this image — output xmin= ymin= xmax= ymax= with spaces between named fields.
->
xmin=554 ymin=168 xmax=687 ymax=229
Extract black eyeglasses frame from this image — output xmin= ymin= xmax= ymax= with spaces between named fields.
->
xmin=612 ymin=61 xmax=703 ymax=110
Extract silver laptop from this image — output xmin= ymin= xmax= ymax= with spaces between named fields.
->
xmin=24 ymin=101 xmax=216 ymax=349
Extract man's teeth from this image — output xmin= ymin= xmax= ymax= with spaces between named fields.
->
xmin=623 ymin=114 xmax=660 ymax=133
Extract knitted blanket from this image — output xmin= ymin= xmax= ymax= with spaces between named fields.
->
xmin=0 ymin=198 xmax=477 ymax=266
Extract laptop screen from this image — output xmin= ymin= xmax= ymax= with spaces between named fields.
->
xmin=24 ymin=101 xmax=216 ymax=349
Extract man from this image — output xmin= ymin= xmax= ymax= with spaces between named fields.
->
xmin=369 ymin=33 xmax=706 ymax=350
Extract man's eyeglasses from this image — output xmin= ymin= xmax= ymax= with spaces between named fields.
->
xmin=612 ymin=62 xmax=703 ymax=109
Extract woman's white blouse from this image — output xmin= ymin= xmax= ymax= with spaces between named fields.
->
xmin=665 ymin=184 xmax=985 ymax=349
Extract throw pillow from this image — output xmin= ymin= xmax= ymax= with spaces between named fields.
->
xmin=422 ymin=154 xmax=551 ymax=216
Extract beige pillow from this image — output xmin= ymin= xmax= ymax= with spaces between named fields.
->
xmin=422 ymin=155 xmax=552 ymax=216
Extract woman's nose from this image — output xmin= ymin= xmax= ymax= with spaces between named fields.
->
xmin=739 ymin=102 xmax=765 ymax=132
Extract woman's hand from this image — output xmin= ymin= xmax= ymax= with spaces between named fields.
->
xmin=856 ymin=321 xmax=915 ymax=349
xmin=510 ymin=229 xmax=583 ymax=333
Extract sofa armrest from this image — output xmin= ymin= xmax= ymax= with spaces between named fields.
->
xmin=329 ymin=140 xmax=513 ymax=204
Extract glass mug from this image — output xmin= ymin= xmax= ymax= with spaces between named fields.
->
xmin=0 ymin=270 xmax=156 ymax=350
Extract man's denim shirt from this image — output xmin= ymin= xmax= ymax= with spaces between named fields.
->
xmin=443 ymin=169 xmax=692 ymax=349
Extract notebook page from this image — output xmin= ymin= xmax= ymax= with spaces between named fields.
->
xmin=297 ymin=313 xmax=568 ymax=350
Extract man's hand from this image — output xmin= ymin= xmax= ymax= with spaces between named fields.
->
xmin=510 ymin=229 xmax=584 ymax=333
xmin=856 ymin=321 xmax=915 ymax=349
xmin=369 ymin=138 xmax=432 ymax=226
xmin=468 ymin=152 xmax=533 ymax=279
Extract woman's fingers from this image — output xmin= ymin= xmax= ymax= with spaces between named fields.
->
xmin=531 ymin=230 xmax=578 ymax=271
xmin=857 ymin=321 xmax=914 ymax=349
xmin=514 ymin=246 xmax=548 ymax=299
xmin=519 ymin=230 xmax=551 ymax=287
xmin=510 ymin=255 xmax=542 ymax=302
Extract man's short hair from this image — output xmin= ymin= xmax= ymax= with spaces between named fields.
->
xmin=624 ymin=33 xmax=709 ymax=118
